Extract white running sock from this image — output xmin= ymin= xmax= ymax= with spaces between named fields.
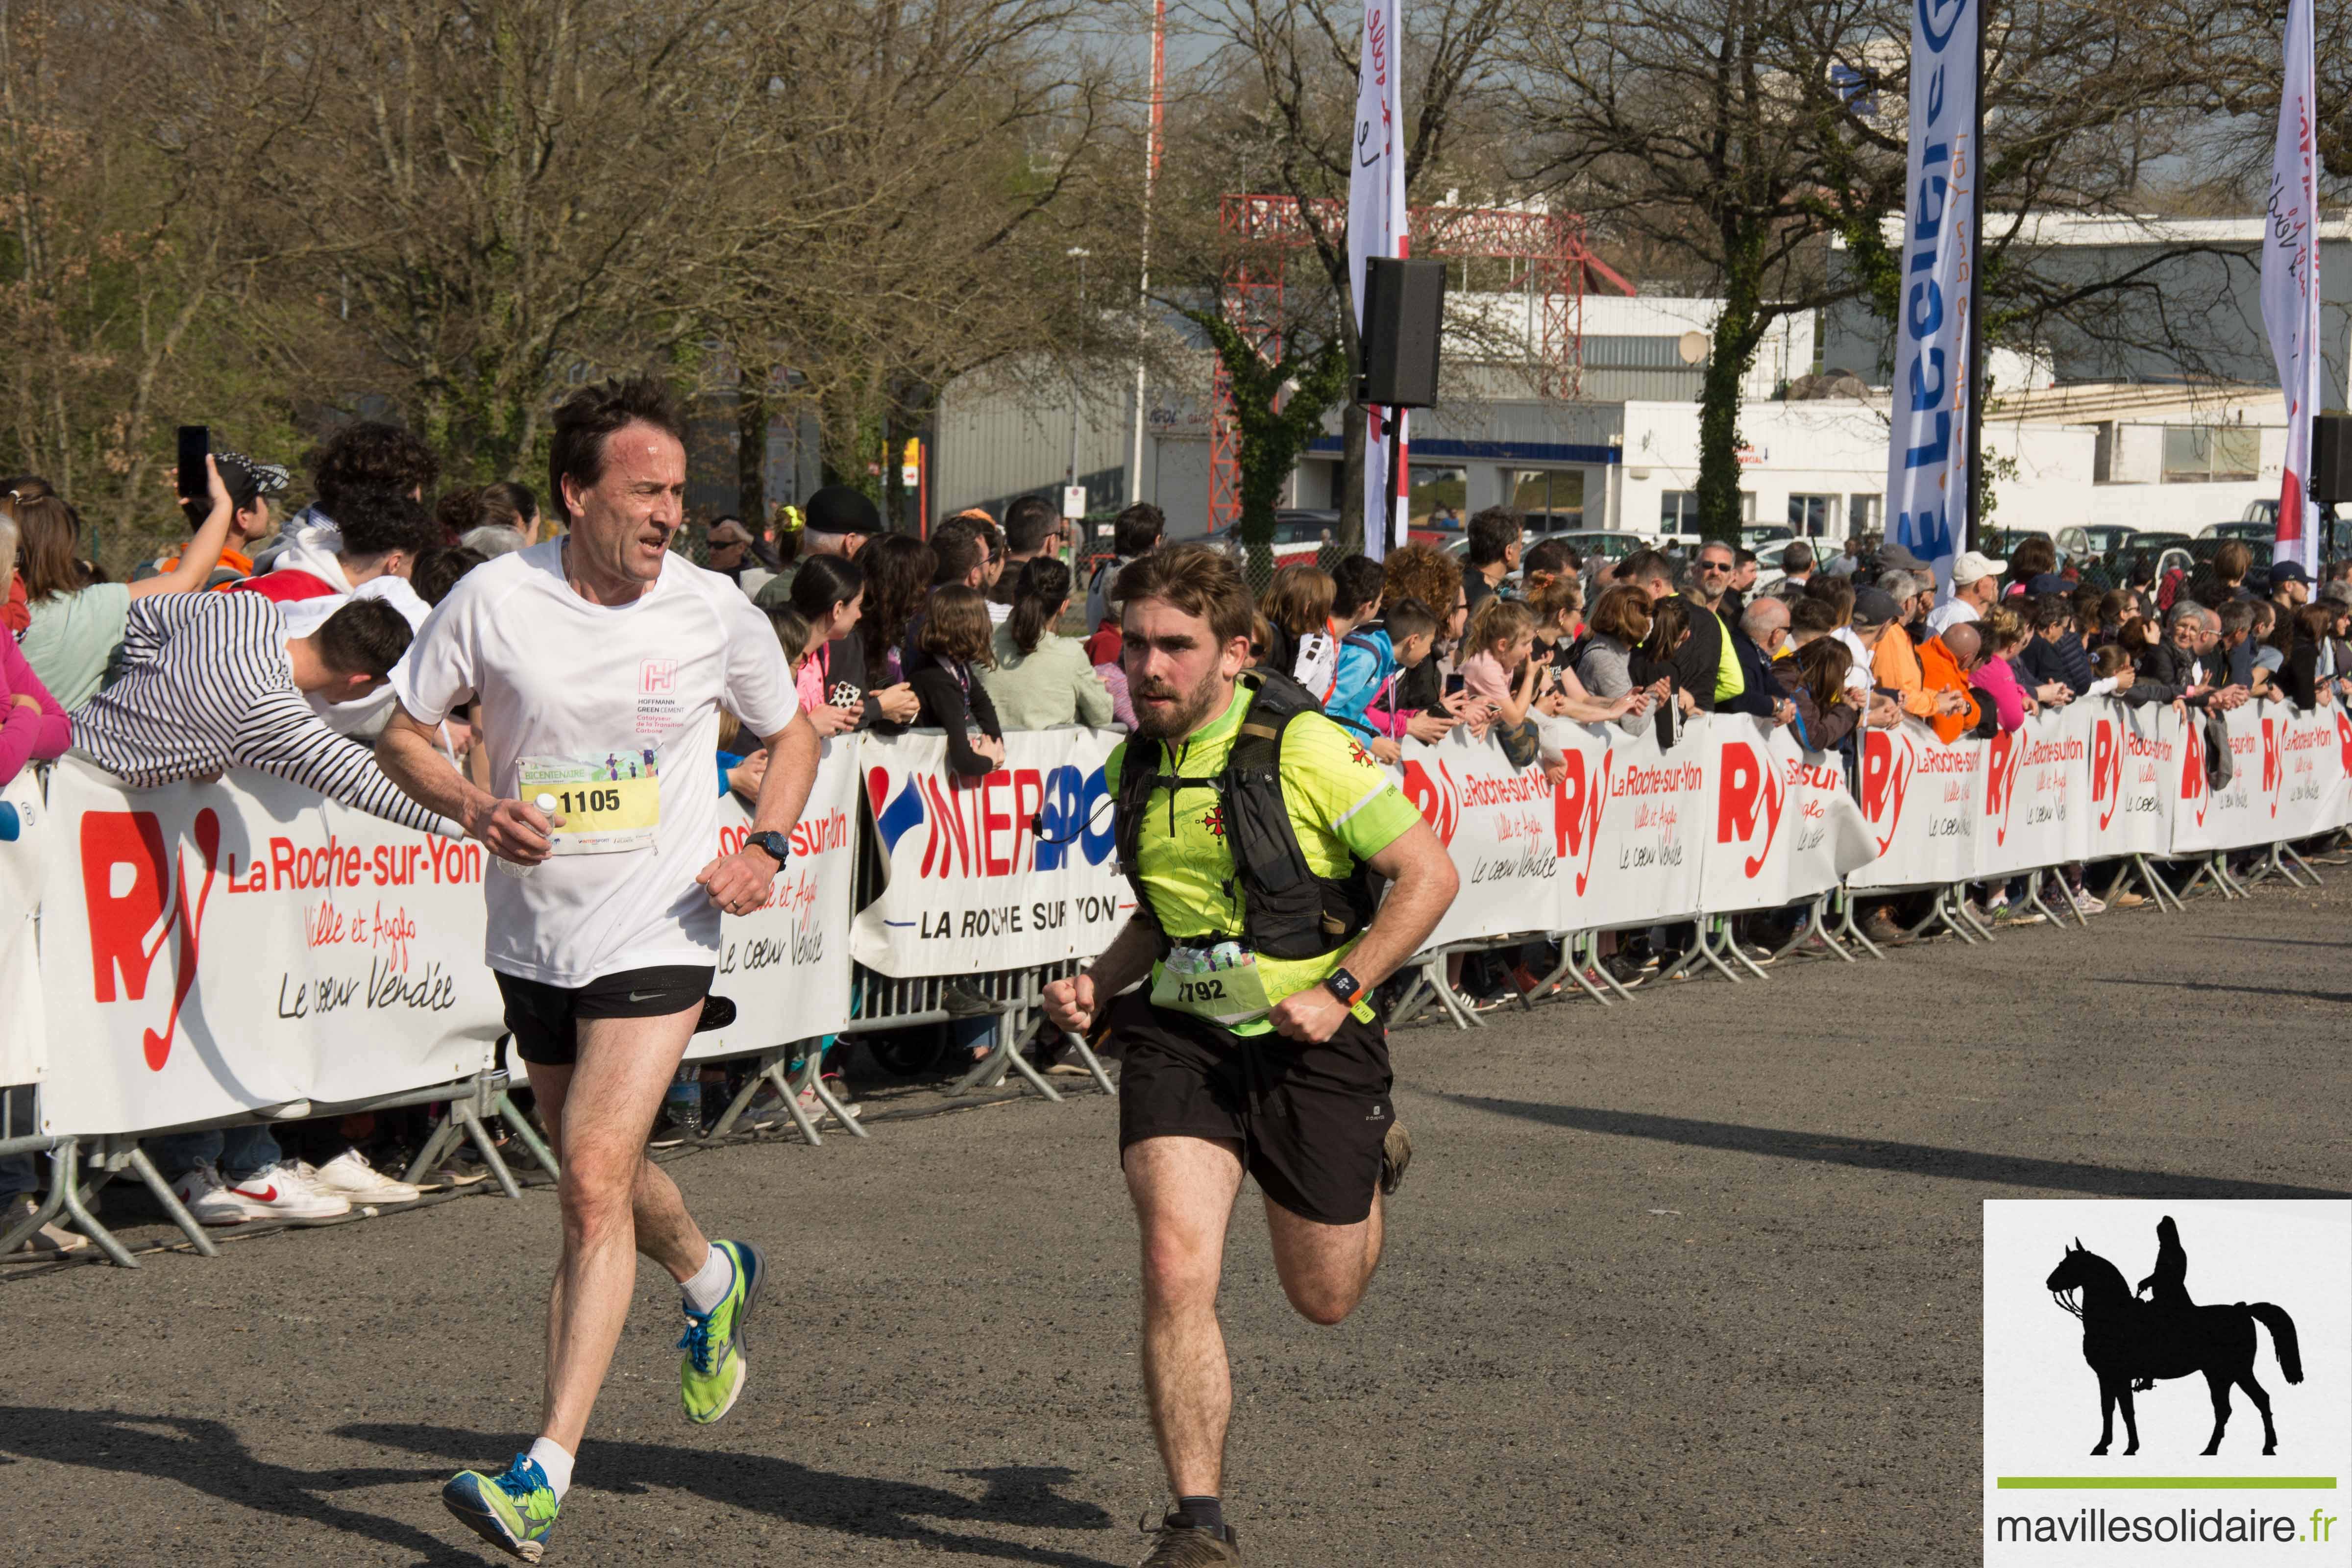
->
xmin=680 ymin=1242 xmax=733 ymax=1314
xmin=525 ymin=1437 xmax=574 ymax=1502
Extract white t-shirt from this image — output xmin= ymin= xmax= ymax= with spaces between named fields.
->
xmin=392 ymin=540 xmax=799 ymax=987
xmin=1831 ymin=625 xmax=1874 ymax=694
xmin=1924 ymin=596 xmax=1981 ymax=636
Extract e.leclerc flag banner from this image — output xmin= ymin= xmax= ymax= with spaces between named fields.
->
xmin=1886 ymin=0 xmax=1980 ymax=596
xmin=2261 ymin=0 xmax=2322 ymax=577
xmin=1348 ymin=0 xmax=1406 ymax=561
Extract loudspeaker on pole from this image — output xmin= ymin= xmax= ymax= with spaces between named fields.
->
xmin=2311 ymin=414 xmax=2352 ymax=505
xmin=1358 ymin=258 xmax=1446 ymax=409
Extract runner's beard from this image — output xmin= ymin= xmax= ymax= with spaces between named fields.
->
xmin=1133 ymin=662 xmax=1227 ymax=739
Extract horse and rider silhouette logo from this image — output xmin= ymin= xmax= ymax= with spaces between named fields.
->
xmin=2046 ymin=1216 xmax=2304 ymax=1457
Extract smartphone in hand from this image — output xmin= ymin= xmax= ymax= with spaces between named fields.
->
xmin=176 ymin=425 xmax=210 ymax=505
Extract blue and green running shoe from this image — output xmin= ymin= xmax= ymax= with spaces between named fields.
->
xmin=678 ymin=1238 xmax=764 ymax=1425
xmin=442 ymin=1453 xmax=559 ymax=1562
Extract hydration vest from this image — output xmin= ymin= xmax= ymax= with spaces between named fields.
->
xmin=1112 ymin=669 xmax=1380 ymax=961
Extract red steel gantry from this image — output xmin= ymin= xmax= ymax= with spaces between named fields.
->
xmin=1206 ymin=194 xmax=1637 ymax=535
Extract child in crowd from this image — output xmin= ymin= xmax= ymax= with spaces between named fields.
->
xmin=1351 ymin=598 xmax=1456 ymax=760
xmin=1457 ymin=598 xmax=1642 ymax=774
xmin=1261 ymin=563 xmax=1336 ymax=697
xmin=906 ymin=584 xmax=1005 ymax=778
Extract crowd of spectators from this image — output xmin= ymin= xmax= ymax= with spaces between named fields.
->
xmin=12 ymin=444 xmax=2352 ymax=1249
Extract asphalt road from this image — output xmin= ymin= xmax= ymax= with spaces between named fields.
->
xmin=8 ymin=876 xmax=2349 ymax=1567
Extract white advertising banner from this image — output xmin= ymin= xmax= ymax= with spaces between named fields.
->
xmin=1885 ymin=0 xmax=1981 ymax=594
xmin=0 ymin=770 xmax=49 ymax=1089
xmin=850 ymin=726 xmax=1131 ymax=978
xmin=2171 ymin=708 xmax=2271 ymax=854
xmin=2079 ymin=701 xmax=2177 ymax=860
xmin=685 ymin=739 xmax=862 ymax=1062
xmin=1851 ymin=720 xmax=1981 ymax=890
xmin=1976 ymin=709 xmax=2085 ymax=879
xmin=2251 ymin=700 xmax=2349 ymax=843
xmin=36 ymin=758 xmax=505 ymax=1137
xmin=1396 ymin=727 xmax=1561 ymax=947
xmin=1543 ymin=715 xmax=1711 ymax=930
xmin=1699 ymin=716 xmax=1878 ymax=914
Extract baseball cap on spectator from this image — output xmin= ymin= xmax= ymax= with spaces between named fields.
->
xmin=217 ymin=449 xmax=291 ymax=501
xmin=1877 ymin=541 xmax=1928 ymax=571
xmin=803 ymin=484 xmax=882 ymax=536
xmin=2267 ymin=559 xmax=2310 ymax=588
xmin=1951 ymin=549 xmax=2006 ymax=584
xmin=2027 ymin=571 xmax=2071 ymax=595
xmin=1851 ymin=586 xmax=1901 ymax=627
xmin=707 ymin=518 xmax=754 ymax=546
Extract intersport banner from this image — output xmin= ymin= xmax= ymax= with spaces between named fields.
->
xmin=1851 ymin=719 xmax=1982 ymax=889
xmin=0 ymin=770 xmax=48 ymax=1089
xmin=685 ymin=739 xmax=861 ymax=1064
xmin=1700 ymin=716 xmax=1877 ymax=913
xmin=850 ymin=726 xmax=1131 ymax=977
xmin=35 ymin=757 xmax=506 ymax=1136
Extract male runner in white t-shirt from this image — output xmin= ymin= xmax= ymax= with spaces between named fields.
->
xmin=376 ymin=377 xmax=820 ymax=1563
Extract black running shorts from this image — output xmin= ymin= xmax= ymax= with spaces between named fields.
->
xmin=495 ymin=965 xmax=715 ymax=1066
xmin=1109 ymin=988 xmax=1394 ymax=1226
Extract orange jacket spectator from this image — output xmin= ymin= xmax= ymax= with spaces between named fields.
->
xmin=1872 ymin=627 xmax=1937 ymax=719
xmin=1917 ymin=636 xmax=1984 ymax=742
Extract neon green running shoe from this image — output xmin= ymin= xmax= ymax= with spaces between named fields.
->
xmin=442 ymin=1453 xmax=559 ymax=1562
xmin=677 ymin=1238 xmax=764 ymax=1425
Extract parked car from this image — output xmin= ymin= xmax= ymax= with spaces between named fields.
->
xmin=2199 ymin=520 xmax=2273 ymax=541
xmin=2054 ymin=524 xmax=2142 ymax=559
xmin=1545 ymin=530 xmax=1644 ymax=565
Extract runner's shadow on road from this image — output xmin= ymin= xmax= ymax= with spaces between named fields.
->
xmin=1448 ymin=1099 xmax=2352 ymax=1199
xmin=2096 ymin=975 xmax=2352 ymax=1006
xmin=0 ymin=1407 xmax=480 ymax=1566
xmin=343 ymin=1422 xmax=1123 ymax=1566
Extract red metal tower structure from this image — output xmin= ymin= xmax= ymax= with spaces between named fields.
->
xmin=1206 ymin=194 xmax=1636 ymax=535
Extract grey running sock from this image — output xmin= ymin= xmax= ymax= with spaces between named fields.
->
xmin=1176 ymin=1496 xmax=1225 ymax=1536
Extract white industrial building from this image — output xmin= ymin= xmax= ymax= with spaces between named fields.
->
xmin=931 ymin=218 xmax=2331 ymax=543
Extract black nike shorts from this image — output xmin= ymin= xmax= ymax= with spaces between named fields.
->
xmin=1109 ymin=988 xmax=1395 ymax=1227
xmin=495 ymin=965 xmax=715 ymax=1067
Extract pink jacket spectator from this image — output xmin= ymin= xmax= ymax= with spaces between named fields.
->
xmin=0 ymin=627 xmax=72 ymax=783
xmin=1971 ymin=651 xmax=2026 ymax=733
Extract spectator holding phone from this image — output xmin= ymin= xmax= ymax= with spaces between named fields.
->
xmin=11 ymin=460 xmax=238 ymax=708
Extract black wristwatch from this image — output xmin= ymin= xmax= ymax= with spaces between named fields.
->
xmin=1322 ymin=967 xmax=1363 ymax=1007
xmin=745 ymin=830 xmax=791 ymax=865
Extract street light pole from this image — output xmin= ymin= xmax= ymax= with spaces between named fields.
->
xmin=1068 ymin=246 xmax=1090 ymax=510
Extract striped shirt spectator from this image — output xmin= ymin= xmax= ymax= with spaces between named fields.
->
xmin=69 ymin=591 xmax=455 ymax=834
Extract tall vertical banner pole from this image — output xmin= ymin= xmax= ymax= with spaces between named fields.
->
xmin=1886 ymin=0 xmax=1981 ymax=600
xmin=2262 ymin=0 xmax=2322 ymax=578
xmin=1349 ymin=0 xmax=1405 ymax=563
xmin=1127 ymin=0 xmax=1165 ymax=510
